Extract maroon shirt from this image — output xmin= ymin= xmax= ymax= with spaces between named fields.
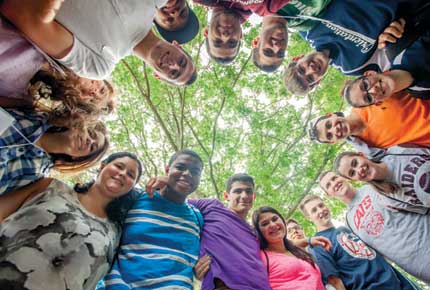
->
xmin=193 ymin=0 xmax=291 ymax=22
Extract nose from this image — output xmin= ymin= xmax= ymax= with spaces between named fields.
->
xmin=219 ymin=26 xmax=231 ymax=37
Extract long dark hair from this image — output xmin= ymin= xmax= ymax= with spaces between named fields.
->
xmin=252 ymin=206 xmax=316 ymax=268
xmin=74 ymin=152 xmax=143 ymax=225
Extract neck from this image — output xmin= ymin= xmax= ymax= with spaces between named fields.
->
xmin=160 ymin=186 xmax=186 ymax=204
xmin=230 ymin=208 xmax=248 ymax=221
xmin=374 ymin=162 xmax=390 ymax=180
xmin=348 ymin=111 xmax=366 ymax=136
xmin=262 ymin=15 xmax=287 ymax=27
xmin=338 ymin=188 xmax=356 ymax=206
xmin=266 ymin=240 xmax=287 ymax=253
xmin=317 ymin=221 xmax=334 ymax=232
xmin=78 ymin=184 xmax=112 ymax=218
xmin=35 ymin=131 xmax=67 ymax=154
xmin=388 ymin=70 xmax=414 ymax=92
xmin=133 ymin=30 xmax=162 ymax=61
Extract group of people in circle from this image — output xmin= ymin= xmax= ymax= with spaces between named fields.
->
xmin=0 ymin=0 xmax=430 ymax=289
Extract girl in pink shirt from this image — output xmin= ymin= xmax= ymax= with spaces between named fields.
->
xmin=252 ymin=206 xmax=326 ymax=290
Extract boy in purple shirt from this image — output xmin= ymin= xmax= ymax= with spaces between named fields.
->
xmin=147 ymin=173 xmax=330 ymax=289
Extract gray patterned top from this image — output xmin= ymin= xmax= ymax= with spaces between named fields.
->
xmin=0 ymin=179 xmax=120 ymax=290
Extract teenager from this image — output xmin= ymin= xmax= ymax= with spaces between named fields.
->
xmin=99 ymin=149 xmax=204 ymax=289
xmin=286 ymin=218 xmax=307 ymax=250
xmin=319 ymin=171 xmax=430 ymax=283
xmin=334 ymin=149 xmax=430 ymax=210
xmin=308 ymin=96 xmax=430 ymax=150
xmin=0 ymin=152 xmax=142 ymax=290
xmin=1 ymin=0 xmax=197 ymax=86
xmin=252 ymin=206 xmax=326 ymax=290
xmin=284 ymin=0 xmax=427 ymax=95
xmin=146 ymin=173 xmax=330 ymax=290
xmin=0 ymin=109 xmax=108 ymax=195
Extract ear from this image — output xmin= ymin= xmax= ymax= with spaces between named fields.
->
xmin=223 ymin=191 xmax=230 ymax=201
xmin=364 ymin=70 xmax=377 ymax=76
xmin=99 ymin=163 xmax=106 ymax=172
xmin=252 ymin=192 xmax=256 ymax=201
xmin=358 ymin=152 xmax=364 ymax=157
xmin=165 ymin=166 xmax=169 ymax=175
xmin=153 ymin=72 xmax=161 ymax=80
xmin=310 ymin=79 xmax=321 ymax=88
xmin=252 ymin=37 xmax=259 ymax=48
xmin=292 ymin=55 xmax=304 ymax=62
xmin=204 ymin=27 xmax=209 ymax=38
xmin=172 ymin=40 xmax=181 ymax=48
xmin=325 ymin=112 xmax=333 ymax=117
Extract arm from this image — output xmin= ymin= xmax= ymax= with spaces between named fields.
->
xmin=292 ymin=237 xmax=332 ymax=251
xmin=0 ymin=178 xmax=51 ymax=222
xmin=1 ymin=0 xmax=73 ymax=58
xmin=327 ymin=276 xmax=346 ymax=290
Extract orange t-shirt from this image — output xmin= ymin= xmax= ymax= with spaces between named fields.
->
xmin=352 ymin=92 xmax=430 ymax=149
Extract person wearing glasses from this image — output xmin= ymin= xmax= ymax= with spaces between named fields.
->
xmin=286 ymin=218 xmax=308 ymax=250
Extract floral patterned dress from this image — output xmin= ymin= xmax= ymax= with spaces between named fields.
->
xmin=0 ymin=179 xmax=120 ymax=290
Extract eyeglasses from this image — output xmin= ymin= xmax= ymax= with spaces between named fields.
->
xmin=287 ymin=225 xmax=302 ymax=234
xmin=358 ymin=76 xmax=375 ymax=105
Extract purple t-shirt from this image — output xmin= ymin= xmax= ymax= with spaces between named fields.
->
xmin=188 ymin=198 xmax=272 ymax=290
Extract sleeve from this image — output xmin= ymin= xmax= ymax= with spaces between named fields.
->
xmin=55 ymin=35 xmax=116 ymax=80
xmin=309 ymin=241 xmax=340 ymax=284
xmin=187 ymin=198 xmax=214 ymax=213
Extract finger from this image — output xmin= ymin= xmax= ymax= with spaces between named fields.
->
xmin=384 ymin=26 xmax=403 ymax=38
xmin=398 ymin=18 xmax=406 ymax=28
xmin=145 ymin=178 xmax=156 ymax=194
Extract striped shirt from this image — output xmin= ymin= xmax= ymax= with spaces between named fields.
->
xmin=99 ymin=191 xmax=203 ymax=290
xmin=0 ymin=109 xmax=52 ymax=195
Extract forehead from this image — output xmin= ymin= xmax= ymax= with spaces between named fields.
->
xmin=320 ymin=172 xmax=336 ymax=184
xmin=304 ymin=198 xmax=325 ymax=212
xmin=286 ymin=221 xmax=300 ymax=228
xmin=110 ymin=156 xmax=139 ymax=170
xmin=230 ymin=181 xmax=254 ymax=191
xmin=171 ymin=154 xmax=202 ymax=167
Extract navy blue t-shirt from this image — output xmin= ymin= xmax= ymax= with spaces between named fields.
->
xmin=299 ymin=0 xmax=421 ymax=76
xmin=392 ymin=31 xmax=430 ymax=98
xmin=310 ymin=227 xmax=418 ymax=290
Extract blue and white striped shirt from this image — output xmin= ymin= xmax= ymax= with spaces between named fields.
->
xmin=0 ymin=109 xmax=52 ymax=195
xmin=99 ymin=192 xmax=203 ymax=290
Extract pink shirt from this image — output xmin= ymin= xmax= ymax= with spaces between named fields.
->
xmin=260 ymin=250 xmax=325 ymax=290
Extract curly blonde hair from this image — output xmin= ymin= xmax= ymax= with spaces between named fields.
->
xmin=28 ymin=66 xmax=116 ymax=128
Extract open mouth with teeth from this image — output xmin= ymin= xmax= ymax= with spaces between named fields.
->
xmin=111 ymin=176 xmax=124 ymax=187
xmin=177 ymin=179 xmax=192 ymax=189
xmin=359 ymin=164 xmax=369 ymax=179
xmin=333 ymin=180 xmax=344 ymax=193
xmin=318 ymin=211 xmax=330 ymax=220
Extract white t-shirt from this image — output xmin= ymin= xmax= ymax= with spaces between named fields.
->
xmin=346 ymin=185 xmax=430 ymax=282
xmin=55 ymin=0 xmax=168 ymax=79
xmin=383 ymin=146 xmax=430 ymax=208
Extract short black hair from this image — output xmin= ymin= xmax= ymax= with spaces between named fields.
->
xmin=308 ymin=112 xmax=345 ymax=143
xmin=252 ymin=47 xmax=282 ymax=73
xmin=168 ymin=149 xmax=204 ymax=167
xmin=225 ymin=173 xmax=255 ymax=192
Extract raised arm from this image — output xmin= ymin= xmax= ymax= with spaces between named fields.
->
xmin=0 ymin=0 xmax=73 ymax=58
xmin=327 ymin=276 xmax=346 ymax=290
xmin=0 ymin=178 xmax=51 ymax=222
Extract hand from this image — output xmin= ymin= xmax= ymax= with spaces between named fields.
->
xmin=310 ymin=236 xmax=332 ymax=251
xmin=38 ymin=0 xmax=65 ymax=23
xmin=378 ymin=18 xmax=406 ymax=49
xmin=145 ymin=176 xmax=169 ymax=198
xmin=194 ymin=255 xmax=211 ymax=280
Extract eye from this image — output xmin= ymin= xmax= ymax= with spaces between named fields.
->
xmin=213 ymin=39 xmax=222 ymax=48
xmin=227 ymin=40 xmax=238 ymax=48
xmin=306 ymin=75 xmax=315 ymax=84
xmin=176 ymin=164 xmax=186 ymax=170
xmin=297 ymin=66 xmax=305 ymax=75
xmin=127 ymin=171 xmax=136 ymax=179
xmin=277 ymin=49 xmax=286 ymax=58
xmin=325 ymin=121 xmax=332 ymax=130
xmin=349 ymin=169 xmax=355 ymax=177
xmin=179 ymin=57 xmax=187 ymax=68
xmin=351 ymin=159 xmax=358 ymax=167
xmin=365 ymin=93 xmax=373 ymax=104
xmin=263 ymin=48 xmax=274 ymax=57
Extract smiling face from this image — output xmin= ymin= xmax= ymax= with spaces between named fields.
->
xmin=224 ymin=181 xmax=256 ymax=217
xmin=258 ymin=212 xmax=286 ymax=245
xmin=65 ymin=126 xmax=106 ymax=158
xmin=315 ymin=114 xmax=351 ymax=144
xmin=346 ymin=71 xmax=395 ymax=107
xmin=286 ymin=221 xmax=305 ymax=240
xmin=206 ymin=9 xmax=242 ymax=60
xmin=293 ymin=51 xmax=329 ymax=90
xmin=256 ymin=23 xmax=287 ymax=67
xmin=303 ymin=198 xmax=331 ymax=229
xmin=166 ymin=154 xmax=203 ymax=199
xmin=97 ymin=156 xmax=140 ymax=198
xmin=148 ymin=40 xmax=195 ymax=86
xmin=154 ymin=0 xmax=189 ymax=31
xmin=319 ymin=172 xmax=355 ymax=200
xmin=337 ymin=154 xmax=379 ymax=182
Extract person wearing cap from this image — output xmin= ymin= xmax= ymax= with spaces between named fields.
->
xmin=1 ymin=0 xmax=199 ymax=86
xmin=308 ymin=96 xmax=430 ymax=152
